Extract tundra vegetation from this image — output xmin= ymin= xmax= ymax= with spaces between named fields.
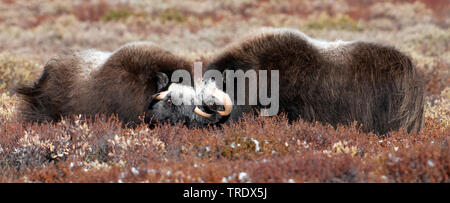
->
xmin=0 ymin=0 xmax=449 ymax=182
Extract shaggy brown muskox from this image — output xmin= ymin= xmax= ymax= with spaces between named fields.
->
xmin=17 ymin=42 xmax=196 ymax=126
xmin=203 ymin=28 xmax=425 ymax=134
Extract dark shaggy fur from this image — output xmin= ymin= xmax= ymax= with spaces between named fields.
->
xmin=17 ymin=42 xmax=192 ymax=126
xmin=205 ymin=28 xmax=424 ymax=134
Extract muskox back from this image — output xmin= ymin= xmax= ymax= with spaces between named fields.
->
xmin=205 ymin=28 xmax=424 ymax=134
xmin=17 ymin=42 xmax=193 ymax=125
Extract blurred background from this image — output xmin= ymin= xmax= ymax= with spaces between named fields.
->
xmin=0 ymin=0 xmax=447 ymax=112
xmin=0 ymin=0 xmax=448 ymax=96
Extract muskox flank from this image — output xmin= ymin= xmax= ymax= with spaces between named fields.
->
xmin=202 ymin=28 xmax=425 ymax=134
xmin=16 ymin=42 xmax=232 ymax=127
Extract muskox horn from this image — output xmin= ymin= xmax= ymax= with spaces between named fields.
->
xmin=154 ymin=83 xmax=178 ymax=100
xmin=193 ymin=88 xmax=232 ymax=118
xmin=194 ymin=107 xmax=212 ymax=118
xmin=154 ymin=91 xmax=169 ymax=100
xmin=212 ymin=88 xmax=233 ymax=116
xmin=153 ymin=85 xmax=175 ymax=100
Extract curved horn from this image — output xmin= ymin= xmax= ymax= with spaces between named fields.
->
xmin=154 ymin=83 xmax=177 ymax=100
xmin=154 ymin=90 xmax=169 ymax=100
xmin=212 ymin=88 xmax=233 ymax=116
xmin=194 ymin=107 xmax=212 ymax=118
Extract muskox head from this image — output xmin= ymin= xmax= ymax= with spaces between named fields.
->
xmin=145 ymin=73 xmax=232 ymax=127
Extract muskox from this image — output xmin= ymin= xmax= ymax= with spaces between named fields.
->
xmin=200 ymin=28 xmax=424 ymax=134
xmin=17 ymin=42 xmax=232 ymax=127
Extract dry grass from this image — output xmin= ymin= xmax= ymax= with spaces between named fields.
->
xmin=0 ymin=0 xmax=448 ymax=182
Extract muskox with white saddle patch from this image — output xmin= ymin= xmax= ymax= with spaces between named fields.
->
xmin=17 ymin=42 xmax=232 ymax=127
xmin=197 ymin=28 xmax=424 ymax=134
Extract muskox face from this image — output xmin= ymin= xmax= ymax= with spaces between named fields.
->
xmin=145 ymin=73 xmax=232 ymax=127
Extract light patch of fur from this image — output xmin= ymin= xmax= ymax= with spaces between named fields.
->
xmin=76 ymin=49 xmax=111 ymax=80
xmin=163 ymin=79 xmax=222 ymax=106
xmin=166 ymin=83 xmax=197 ymax=105
xmin=268 ymin=27 xmax=353 ymax=50
xmin=238 ymin=27 xmax=354 ymax=52
xmin=112 ymin=41 xmax=156 ymax=54
xmin=306 ymin=38 xmax=351 ymax=51
xmin=74 ymin=42 xmax=157 ymax=82
xmin=195 ymin=79 xmax=222 ymax=106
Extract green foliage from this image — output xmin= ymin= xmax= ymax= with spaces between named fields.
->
xmin=158 ymin=8 xmax=185 ymax=23
xmin=101 ymin=8 xmax=135 ymax=22
xmin=306 ymin=13 xmax=364 ymax=31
